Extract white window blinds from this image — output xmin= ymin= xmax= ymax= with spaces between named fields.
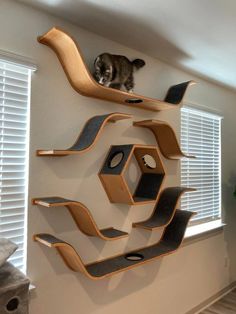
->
xmin=0 ymin=60 xmax=31 ymax=271
xmin=181 ymin=106 xmax=222 ymax=224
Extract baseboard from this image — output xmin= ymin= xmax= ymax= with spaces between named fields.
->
xmin=185 ymin=281 xmax=236 ymax=314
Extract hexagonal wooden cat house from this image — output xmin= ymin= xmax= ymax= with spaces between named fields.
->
xmin=99 ymin=144 xmax=165 ymax=205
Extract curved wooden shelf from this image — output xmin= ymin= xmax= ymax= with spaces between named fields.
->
xmin=37 ymin=112 xmax=131 ymax=156
xmin=34 ymin=209 xmax=194 ymax=280
xmin=33 ymin=197 xmax=128 ymax=241
xmin=133 ymin=187 xmax=196 ymax=230
xmin=99 ymin=144 xmax=165 ymax=205
xmin=133 ymin=119 xmax=196 ymax=159
xmin=38 ymin=27 xmax=196 ymax=112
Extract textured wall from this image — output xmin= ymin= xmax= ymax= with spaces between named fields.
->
xmin=0 ymin=0 xmax=236 ymax=313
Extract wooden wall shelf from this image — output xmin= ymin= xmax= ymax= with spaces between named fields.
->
xmin=34 ymin=209 xmax=194 ymax=280
xmin=33 ymin=197 xmax=128 ymax=241
xmin=37 ymin=112 xmax=131 ymax=156
xmin=99 ymin=144 xmax=165 ymax=205
xmin=133 ymin=187 xmax=196 ymax=230
xmin=134 ymin=119 xmax=195 ymax=159
xmin=38 ymin=27 xmax=196 ymax=112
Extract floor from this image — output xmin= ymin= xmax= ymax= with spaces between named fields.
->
xmin=200 ymin=289 xmax=236 ymax=313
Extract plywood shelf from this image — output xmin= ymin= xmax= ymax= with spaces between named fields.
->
xmin=99 ymin=144 xmax=165 ymax=205
xmin=38 ymin=27 xmax=196 ymax=112
xmin=133 ymin=119 xmax=196 ymax=159
xmin=34 ymin=209 xmax=194 ymax=280
xmin=133 ymin=187 xmax=196 ymax=230
xmin=37 ymin=112 xmax=131 ymax=156
xmin=33 ymin=197 xmax=128 ymax=241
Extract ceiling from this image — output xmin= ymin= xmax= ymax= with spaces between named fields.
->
xmin=17 ymin=0 xmax=236 ymax=90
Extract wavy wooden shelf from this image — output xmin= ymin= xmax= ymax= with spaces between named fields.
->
xmin=133 ymin=119 xmax=196 ymax=159
xmin=34 ymin=209 xmax=194 ymax=280
xmin=33 ymin=197 xmax=128 ymax=241
xmin=133 ymin=187 xmax=196 ymax=230
xmin=37 ymin=112 xmax=131 ymax=156
xmin=38 ymin=27 xmax=196 ymax=112
xmin=99 ymin=144 xmax=165 ymax=205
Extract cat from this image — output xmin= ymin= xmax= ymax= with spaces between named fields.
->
xmin=93 ymin=53 xmax=145 ymax=92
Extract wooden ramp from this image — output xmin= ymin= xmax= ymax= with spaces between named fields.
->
xmin=133 ymin=187 xmax=195 ymax=230
xmin=38 ymin=27 xmax=196 ymax=112
xmin=34 ymin=209 xmax=194 ymax=280
xmin=133 ymin=119 xmax=196 ymax=159
xmin=33 ymin=197 xmax=128 ymax=241
xmin=37 ymin=112 xmax=131 ymax=156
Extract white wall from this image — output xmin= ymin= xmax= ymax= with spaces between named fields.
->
xmin=1 ymin=1 xmax=236 ymax=313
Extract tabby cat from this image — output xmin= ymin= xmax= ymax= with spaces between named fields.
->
xmin=94 ymin=53 xmax=145 ymax=92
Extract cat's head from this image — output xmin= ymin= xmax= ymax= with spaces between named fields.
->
xmin=94 ymin=54 xmax=113 ymax=85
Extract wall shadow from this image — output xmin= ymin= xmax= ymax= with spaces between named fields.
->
xmin=222 ymin=171 xmax=236 ymax=281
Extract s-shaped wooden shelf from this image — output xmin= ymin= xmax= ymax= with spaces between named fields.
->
xmin=37 ymin=112 xmax=131 ymax=156
xmin=133 ymin=187 xmax=196 ymax=230
xmin=34 ymin=209 xmax=194 ymax=280
xmin=133 ymin=119 xmax=196 ymax=159
xmin=38 ymin=27 xmax=196 ymax=112
xmin=33 ymin=197 xmax=128 ymax=241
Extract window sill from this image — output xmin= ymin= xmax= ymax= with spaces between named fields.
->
xmin=183 ymin=219 xmax=225 ymax=245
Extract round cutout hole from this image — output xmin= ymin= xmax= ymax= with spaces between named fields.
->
xmin=142 ymin=154 xmax=157 ymax=169
xmin=125 ymin=98 xmax=143 ymax=104
xmin=6 ymin=297 xmax=19 ymax=312
xmin=108 ymin=151 xmax=124 ymax=168
xmin=125 ymin=253 xmax=144 ymax=261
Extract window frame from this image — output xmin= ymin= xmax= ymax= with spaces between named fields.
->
xmin=0 ymin=52 xmax=36 ymax=272
xmin=180 ymin=105 xmax=223 ymax=228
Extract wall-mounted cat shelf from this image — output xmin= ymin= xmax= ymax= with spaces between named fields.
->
xmin=37 ymin=112 xmax=131 ymax=156
xmin=99 ymin=144 xmax=165 ymax=205
xmin=133 ymin=119 xmax=195 ymax=159
xmin=33 ymin=197 xmax=128 ymax=241
xmin=38 ymin=27 xmax=196 ymax=112
xmin=34 ymin=209 xmax=194 ymax=280
xmin=133 ymin=187 xmax=196 ymax=230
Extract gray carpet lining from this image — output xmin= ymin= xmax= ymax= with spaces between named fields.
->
xmin=134 ymin=173 xmax=164 ymax=200
xmin=86 ymin=210 xmax=193 ymax=277
xmin=100 ymin=228 xmax=128 ymax=238
xmin=69 ymin=114 xmax=110 ymax=151
xmin=164 ymin=81 xmax=190 ymax=104
xmin=136 ymin=187 xmax=189 ymax=228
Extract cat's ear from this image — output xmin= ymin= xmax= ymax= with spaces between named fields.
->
xmin=94 ymin=56 xmax=98 ymax=65
xmin=94 ymin=56 xmax=102 ymax=67
xmin=132 ymin=59 xmax=145 ymax=69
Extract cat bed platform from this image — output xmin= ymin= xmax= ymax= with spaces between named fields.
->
xmin=34 ymin=209 xmax=194 ymax=280
xmin=37 ymin=112 xmax=131 ymax=156
xmin=133 ymin=187 xmax=196 ymax=230
xmin=38 ymin=27 xmax=196 ymax=112
xmin=33 ymin=197 xmax=128 ymax=241
xmin=134 ymin=119 xmax=196 ymax=159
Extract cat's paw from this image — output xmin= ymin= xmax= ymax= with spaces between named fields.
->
xmin=104 ymin=82 xmax=111 ymax=87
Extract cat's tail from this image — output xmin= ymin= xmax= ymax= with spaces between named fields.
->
xmin=132 ymin=59 xmax=145 ymax=70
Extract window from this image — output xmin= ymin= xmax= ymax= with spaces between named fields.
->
xmin=0 ymin=58 xmax=33 ymax=271
xmin=181 ymin=106 xmax=222 ymax=225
